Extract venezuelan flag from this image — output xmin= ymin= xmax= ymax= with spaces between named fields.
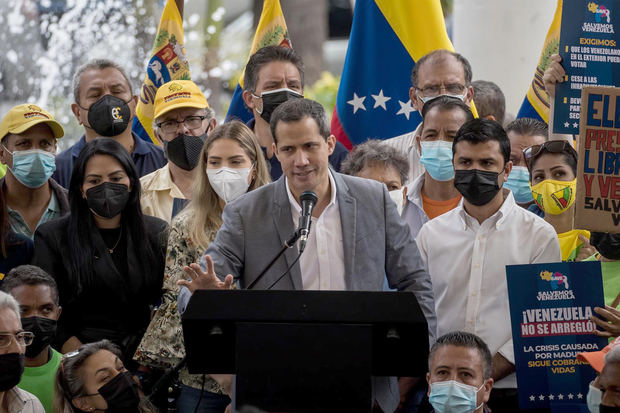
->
xmin=132 ymin=0 xmax=191 ymax=145
xmin=516 ymin=0 xmax=562 ymax=122
xmin=225 ymin=0 xmax=291 ymax=123
xmin=332 ymin=0 xmax=466 ymax=149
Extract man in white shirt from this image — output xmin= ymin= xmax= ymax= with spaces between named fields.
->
xmin=384 ymin=49 xmax=475 ymax=184
xmin=416 ymin=118 xmax=561 ymax=413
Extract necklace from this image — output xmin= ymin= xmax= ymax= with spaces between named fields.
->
xmin=108 ymin=227 xmax=123 ymax=254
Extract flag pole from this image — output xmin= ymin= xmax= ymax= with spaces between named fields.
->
xmin=175 ymin=0 xmax=183 ymax=18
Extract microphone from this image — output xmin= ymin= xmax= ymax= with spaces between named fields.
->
xmin=298 ymin=191 xmax=318 ymax=253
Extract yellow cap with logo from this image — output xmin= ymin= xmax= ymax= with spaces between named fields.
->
xmin=153 ymin=80 xmax=209 ymax=119
xmin=0 ymin=104 xmax=64 ymax=141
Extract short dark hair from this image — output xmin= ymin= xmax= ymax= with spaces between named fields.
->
xmin=243 ymin=46 xmax=305 ymax=93
xmin=2 ymin=265 xmax=59 ymax=305
xmin=421 ymin=96 xmax=474 ymax=130
xmin=411 ymin=49 xmax=473 ymax=88
xmin=505 ymin=118 xmax=549 ymax=142
xmin=453 ymin=118 xmax=511 ymax=164
xmin=341 ymin=139 xmax=410 ymax=185
xmin=429 ymin=331 xmax=493 ymax=379
xmin=73 ymin=59 xmax=132 ymax=104
xmin=270 ymin=98 xmax=330 ymax=145
xmin=471 ymin=80 xmax=506 ymax=125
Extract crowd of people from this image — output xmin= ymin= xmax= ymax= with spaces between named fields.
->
xmin=0 ymin=43 xmax=619 ymax=413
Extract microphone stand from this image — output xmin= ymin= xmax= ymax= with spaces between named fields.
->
xmin=245 ymin=230 xmax=300 ymax=290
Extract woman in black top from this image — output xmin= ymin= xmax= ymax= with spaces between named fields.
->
xmin=0 ymin=183 xmax=33 ymax=282
xmin=33 ymin=138 xmax=168 ymax=364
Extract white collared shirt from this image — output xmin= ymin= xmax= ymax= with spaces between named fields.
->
xmin=416 ymin=190 xmax=561 ymax=388
xmin=286 ymin=171 xmax=345 ymax=290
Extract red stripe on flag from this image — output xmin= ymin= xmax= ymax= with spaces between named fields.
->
xmin=330 ymin=108 xmax=353 ymax=150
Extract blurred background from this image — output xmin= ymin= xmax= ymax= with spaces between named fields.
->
xmin=0 ymin=0 xmax=556 ymax=150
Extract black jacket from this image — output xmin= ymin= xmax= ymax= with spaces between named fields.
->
xmin=32 ymin=214 xmax=168 ymax=359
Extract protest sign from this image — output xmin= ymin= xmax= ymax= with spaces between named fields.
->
xmin=507 ymin=261 xmax=607 ymax=411
xmin=553 ymin=0 xmax=620 ymax=135
xmin=575 ymin=86 xmax=620 ymax=232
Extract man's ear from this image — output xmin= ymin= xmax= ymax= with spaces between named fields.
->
xmin=482 ymin=378 xmax=494 ymax=403
xmin=0 ymin=139 xmax=9 ymax=166
xmin=410 ymin=86 xmax=420 ymax=112
xmin=326 ymin=135 xmax=336 ymax=156
xmin=71 ymin=103 xmax=83 ymax=125
xmin=415 ymin=134 xmax=422 ymax=155
xmin=426 ymin=373 xmax=432 ymax=396
xmin=465 ymin=85 xmax=475 ymax=105
xmin=208 ymin=118 xmax=217 ymax=133
xmin=503 ymin=160 xmax=513 ymax=183
xmin=242 ymin=90 xmax=256 ymax=111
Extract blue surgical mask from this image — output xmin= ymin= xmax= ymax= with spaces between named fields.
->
xmin=429 ymin=380 xmax=483 ymax=413
xmin=587 ymin=383 xmax=601 ymax=413
xmin=4 ymin=147 xmax=56 ymax=188
xmin=504 ymin=166 xmax=533 ymax=203
xmin=420 ymin=140 xmax=454 ymax=181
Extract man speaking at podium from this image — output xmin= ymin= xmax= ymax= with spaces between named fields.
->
xmin=178 ymin=98 xmax=436 ymax=412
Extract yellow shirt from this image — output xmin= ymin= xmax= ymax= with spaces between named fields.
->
xmin=139 ymin=164 xmax=186 ymax=223
xmin=557 ymin=229 xmax=590 ymax=262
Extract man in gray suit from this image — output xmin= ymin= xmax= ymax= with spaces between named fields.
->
xmin=178 ymin=98 xmax=436 ymax=412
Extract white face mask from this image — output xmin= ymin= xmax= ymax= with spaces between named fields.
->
xmin=206 ymin=166 xmax=252 ymax=204
xmin=587 ymin=383 xmax=602 ymax=413
xmin=389 ymin=189 xmax=405 ymax=216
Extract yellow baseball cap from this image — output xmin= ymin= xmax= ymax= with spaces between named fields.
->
xmin=0 ymin=104 xmax=64 ymax=141
xmin=153 ymin=80 xmax=209 ymax=119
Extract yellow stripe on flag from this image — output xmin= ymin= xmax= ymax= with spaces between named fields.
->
xmin=374 ymin=0 xmax=478 ymax=117
xmin=526 ymin=0 xmax=562 ymax=123
xmin=135 ymin=0 xmax=190 ymax=145
xmin=237 ymin=0 xmax=290 ymax=90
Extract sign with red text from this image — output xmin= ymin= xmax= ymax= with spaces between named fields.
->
xmin=507 ymin=261 xmax=607 ymax=411
xmin=575 ymin=86 xmax=620 ymax=232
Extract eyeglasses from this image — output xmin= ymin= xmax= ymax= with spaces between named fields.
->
xmin=156 ymin=115 xmax=207 ymax=134
xmin=523 ymin=140 xmax=578 ymax=169
xmin=415 ymin=83 xmax=466 ymax=97
xmin=0 ymin=332 xmax=34 ymax=348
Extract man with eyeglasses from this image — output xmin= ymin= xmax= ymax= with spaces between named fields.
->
xmin=139 ymin=80 xmax=216 ymax=222
xmin=0 ymin=290 xmax=45 ymax=413
xmin=53 ymin=59 xmax=167 ymax=189
xmin=385 ymin=49 xmax=475 ymax=185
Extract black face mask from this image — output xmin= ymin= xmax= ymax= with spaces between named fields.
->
xmin=591 ymin=232 xmax=620 ymax=260
xmin=21 ymin=317 xmax=57 ymax=358
xmin=97 ymin=371 xmax=140 ymax=412
xmin=85 ymin=95 xmax=132 ymax=137
xmin=86 ymin=182 xmax=130 ymax=218
xmin=163 ymin=132 xmax=207 ymax=171
xmin=255 ymin=88 xmax=303 ymax=123
xmin=600 ymin=405 xmax=620 ymax=413
xmin=454 ymin=169 xmax=502 ymax=206
xmin=0 ymin=353 xmax=24 ymax=391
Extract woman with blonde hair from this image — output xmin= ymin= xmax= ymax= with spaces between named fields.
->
xmin=133 ymin=121 xmax=270 ymax=412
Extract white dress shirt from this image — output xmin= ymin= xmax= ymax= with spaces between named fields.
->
xmin=383 ymin=123 xmax=425 ymax=185
xmin=286 ymin=172 xmax=346 ymax=290
xmin=416 ymin=190 xmax=561 ymax=388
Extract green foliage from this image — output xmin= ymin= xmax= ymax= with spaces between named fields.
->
xmin=154 ymin=29 xmax=169 ymax=48
xmin=258 ymin=26 xmax=285 ymax=50
xmin=304 ymin=71 xmax=340 ymax=120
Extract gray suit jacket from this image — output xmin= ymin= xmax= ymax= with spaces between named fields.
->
xmin=179 ymin=172 xmax=436 ymax=411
